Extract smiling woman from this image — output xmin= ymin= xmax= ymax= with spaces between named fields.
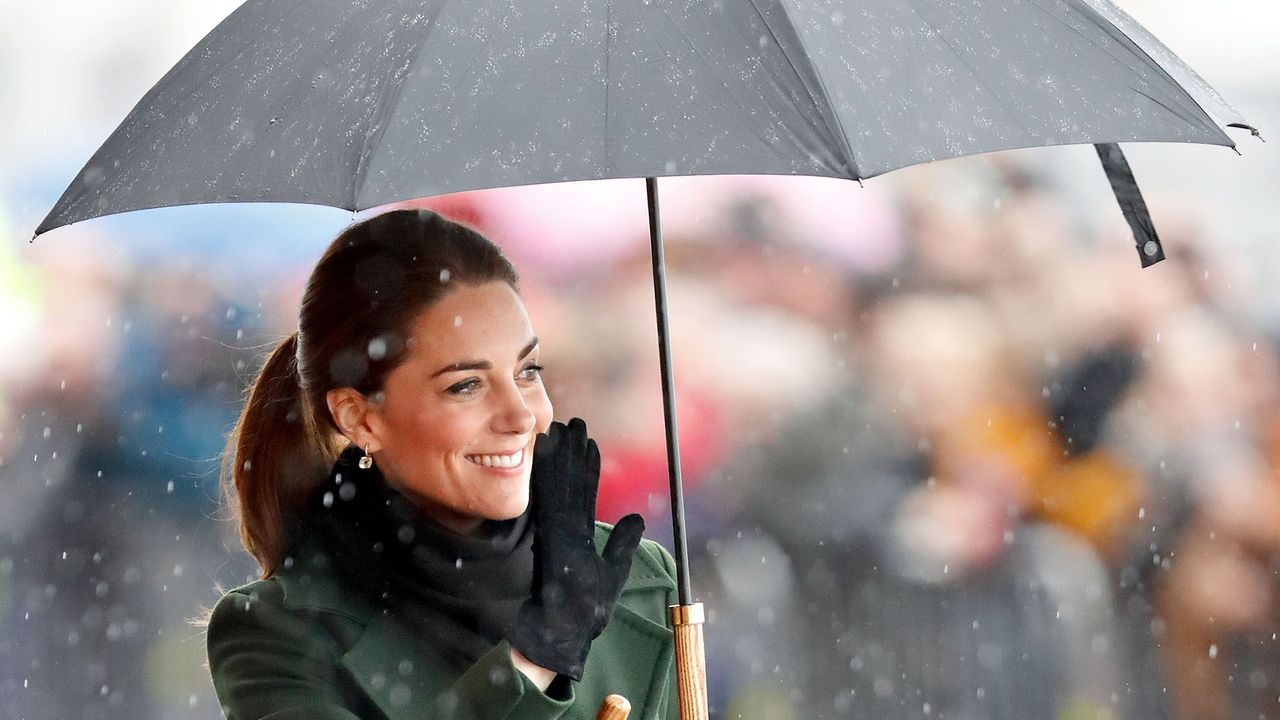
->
xmin=207 ymin=209 xmax=677 ymax=720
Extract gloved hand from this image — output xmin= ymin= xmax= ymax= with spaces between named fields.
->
xmin=506 ymin=418 xmax=646 ymax=681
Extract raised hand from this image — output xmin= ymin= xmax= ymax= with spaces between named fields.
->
xmin=506 ymin=418 xmax=646 ymax=681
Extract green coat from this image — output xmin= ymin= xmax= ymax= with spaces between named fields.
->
xmin=207 ymin=523 xmax=680 ymax=720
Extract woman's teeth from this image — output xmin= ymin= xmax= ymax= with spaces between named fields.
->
xmin=467 ymin=448 xmax=524 ymax=469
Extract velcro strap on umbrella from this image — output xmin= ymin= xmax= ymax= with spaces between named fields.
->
xmin=1094 ymin=143 xmax=1164 ymax=268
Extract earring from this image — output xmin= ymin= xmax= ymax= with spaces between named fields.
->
xmin=359 ymin=444 xmax=374 ymax=470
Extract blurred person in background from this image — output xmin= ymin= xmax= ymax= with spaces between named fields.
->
xmin=1 ymin=240 xmax=260 ymax=718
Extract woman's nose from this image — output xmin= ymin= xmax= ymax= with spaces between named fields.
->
xmin=491 ymin=382 xmax=536 ymax=435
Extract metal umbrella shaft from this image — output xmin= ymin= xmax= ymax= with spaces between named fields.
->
xmin=645 ymin=177 xmax=709 ymax=720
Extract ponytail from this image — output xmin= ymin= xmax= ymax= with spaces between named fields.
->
xmin=222 ymin=332 xmax=335 ymax=576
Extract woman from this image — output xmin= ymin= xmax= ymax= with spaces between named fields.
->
xmin=206 ymin=209 xmax=680 ymax=720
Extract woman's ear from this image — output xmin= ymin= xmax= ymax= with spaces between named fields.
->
xmin=326 ymin=387 xmax=384 ymax=452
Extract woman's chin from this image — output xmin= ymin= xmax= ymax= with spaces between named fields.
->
xmin=483 ymin=494 xmax=530 ymax=521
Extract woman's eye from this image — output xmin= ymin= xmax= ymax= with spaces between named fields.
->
xmin=519 ymin=363 xmax=544 ymax=381
xmin=447 ymin=378 xmax=481 ymax=395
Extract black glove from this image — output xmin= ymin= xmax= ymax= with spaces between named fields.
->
xmin=506 ymin=418 xmax=646 ymax=681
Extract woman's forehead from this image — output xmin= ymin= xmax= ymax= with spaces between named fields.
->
xmin=403 ymin=283 xmax=535 ymax=360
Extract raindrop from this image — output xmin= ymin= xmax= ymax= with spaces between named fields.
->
xmin=390 ymin=684 xmax=412 ymax=706
xmin=322 ymin=492 xmax=335 ymax=508
xmin=42 ymin=427 xmax=51 ymax=439
xmin=189 ymin=694 xmax=198 ymax=707
xmin=338 ymin=483 xmax=357 ymax=501
xmin=166 ymin=481 xmax=174 ymax=494
xmin=439 ymin=268 xmax=451 ymax=283
xmin=453 ymin=315 xmax=463 ymax=327
xmin=368 ymin=337 xmax=388 ymax=361
xmin=1209 ymin=644 xmax=1219 ymax=659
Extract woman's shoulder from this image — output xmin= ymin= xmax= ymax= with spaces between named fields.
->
xmin=207 ymin=550 xmax=375 ymax=652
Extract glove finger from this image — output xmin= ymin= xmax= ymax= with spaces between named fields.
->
xmin=543 ymin=421 xmax=571 ymax=507
xmin=561 ymin=418 xmax=589 ymax=509
xmin=531 ymin=431 xmax=556 ymax=507
xmin=601 ymin=513 xmax=646 ymax=583
xmin=567 ymin=417 xmax=588 ymax=464
xmin=583 ymin=438 xmax=601 ymax=520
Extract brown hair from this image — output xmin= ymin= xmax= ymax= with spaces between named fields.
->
xmin=222 ymin=209 xmax=519 ymax=576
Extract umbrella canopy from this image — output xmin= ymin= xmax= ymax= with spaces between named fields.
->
xmin=35 ymin=0 xmax=1254 ymax=239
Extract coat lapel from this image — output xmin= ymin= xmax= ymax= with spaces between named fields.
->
xmin=570 ymin=591 xmax=675 ymax=720
xmin=340 ymin=609 xmax=459 ymax=720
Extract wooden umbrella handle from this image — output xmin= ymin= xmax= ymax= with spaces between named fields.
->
xmin=596 ymin=694 xmax=632 ymax=720
xmin=669 ymin=603 xmax=709 ymax=720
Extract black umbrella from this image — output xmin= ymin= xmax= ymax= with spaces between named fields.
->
xmin=34 ymin=1 xmax=1257 ymax=717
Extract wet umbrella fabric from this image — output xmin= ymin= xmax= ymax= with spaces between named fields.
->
xmin=37 ymin=0 xmax=1253 ymax=246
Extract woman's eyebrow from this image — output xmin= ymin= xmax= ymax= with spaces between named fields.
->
xmin=517 ymin=337 xmax=539 ymax=360
xmin=430 ymin=337 xmax=539 ymax=378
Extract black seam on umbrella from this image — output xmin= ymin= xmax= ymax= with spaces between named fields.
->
xmin=1030 ymin=0 xmax=1230 ymax=146
xmin=902 ymin=2 xmax=1034 ymax=147
xmin=746 ymin=0 xmax=862 ymax=179
xmin=650 ymin=3 xmax=817 ymax=174
xmin=604 ymin=0 xmax=613 ymax=175
xmin=352 ymin=3 xmax=446 ymax=210
xmin=1129 ymin=86 xmax=1204 ymax=130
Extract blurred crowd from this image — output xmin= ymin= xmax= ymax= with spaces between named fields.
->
xmin=2 ymin=156 xmax=1279 ymax=720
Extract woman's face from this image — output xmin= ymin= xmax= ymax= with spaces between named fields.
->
xmin=367 ymin=281 xmax=553 ymax=534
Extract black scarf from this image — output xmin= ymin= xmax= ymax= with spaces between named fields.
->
xmin=300 ymin=445 xmax=535 ymax=669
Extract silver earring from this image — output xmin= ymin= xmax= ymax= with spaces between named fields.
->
xmin=358 ymin=444 xmax=374 ymax=470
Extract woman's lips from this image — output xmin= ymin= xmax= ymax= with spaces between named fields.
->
xmin=464 ymin=447 xmax=526 ymax=470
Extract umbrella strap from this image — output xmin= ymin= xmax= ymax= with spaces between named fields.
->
xmin=1094 ymin=143 xmax=1164 ymax=268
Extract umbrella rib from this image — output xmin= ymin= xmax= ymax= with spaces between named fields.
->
xmin=651 ymin=4 xmax=803 ymax=170
xmin=351 ymin=8 xmax=444 ymax=210
xmin=749 ymin=0 xmax=862 ymax=179
xmin=605 ymin=0 xmax=613 ymax=175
